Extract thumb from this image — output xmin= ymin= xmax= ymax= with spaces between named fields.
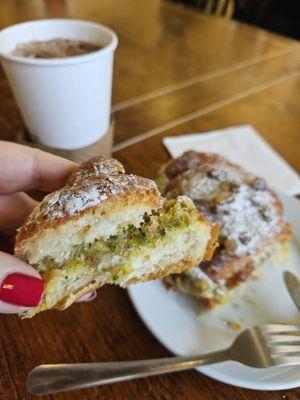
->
xmin=0 ymin=251 xmax=44 ymax=314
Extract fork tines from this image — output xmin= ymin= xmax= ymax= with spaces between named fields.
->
xmin=259 ymin=324 xmax=300 ymax=366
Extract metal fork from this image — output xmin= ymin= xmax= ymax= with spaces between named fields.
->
xmin=27 ymin=324 xmax=300 ymax=396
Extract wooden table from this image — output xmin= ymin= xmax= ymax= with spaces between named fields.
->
xmin=0 ymin=1 xmax=299 ymax=399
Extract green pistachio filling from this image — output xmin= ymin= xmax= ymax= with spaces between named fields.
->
xmin=37 ymin=199 xmax=194 ymax=282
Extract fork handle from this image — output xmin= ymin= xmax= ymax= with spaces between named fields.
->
xmin=27 ymin=350 xmax=229 ymax=395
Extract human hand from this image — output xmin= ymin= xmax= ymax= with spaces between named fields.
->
xmin=0 ymin=141 xmax=96 ymax=314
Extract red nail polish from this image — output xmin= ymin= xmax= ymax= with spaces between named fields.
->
xmin=0 ymin=273 xmax=44 ymax=307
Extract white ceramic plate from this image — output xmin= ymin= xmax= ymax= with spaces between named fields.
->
xmin=128 ymin=193 xmax=300 ymax=390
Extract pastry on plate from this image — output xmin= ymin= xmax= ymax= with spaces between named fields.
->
xmin=15 ymin=155 xmax=218 ymax=318
xmin=158 ymin=151 xmax=292 ymax=308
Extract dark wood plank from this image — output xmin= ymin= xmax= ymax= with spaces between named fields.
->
xmin=0 ymin=0 xmax=297 ymax=146
xmin=0 ymin=72 xmax=23 ymax=142
xmin=0 ymin=0 xmax=296 ymax=105
xmin=1 ymin=47 xmax=299 ymax=147
xmin=113 ymin=49 xmax=300 ymax=144
xmin=114 ymin=73 xmax=300 ymax=178
xmin=164 ymin=0 xmax=296 ymax=48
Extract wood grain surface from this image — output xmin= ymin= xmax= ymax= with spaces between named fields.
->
xmin=0 ymin=1 xmax=299 ymax=399
xmin=115 ymin=72 xmax=300 ymax=175
xmin=113 ymin=49 xmax=300 ymax=146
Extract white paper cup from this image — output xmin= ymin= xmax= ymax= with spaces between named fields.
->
xmin=0 ymin=19 xmax=118 ymax=149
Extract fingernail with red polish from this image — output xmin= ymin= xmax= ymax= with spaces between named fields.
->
xmin=0 ymin=273 xmax=44 ymax=307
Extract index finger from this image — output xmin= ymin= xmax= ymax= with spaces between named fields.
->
xmin=0 ymin=141 xmax=77 ymax=194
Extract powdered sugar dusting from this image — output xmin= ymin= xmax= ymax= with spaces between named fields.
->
xmin=40 ymin=174 xmax=157 ymax=221
xmin=22 ymin=156 xmax=160 ymax=229
xmin=166 ymin=156 xmax=284 ymax=258
xmin=163 ymin=151 xmax=290 ymax=284
xmin=181 ymin=175 xmax=219 ymax=199
xmin=67 ymin=155 xmax=125 ymax=184
xmin=220 ymin=185 xmax=280 ymax=257
xmin=186 ymin=266 xmax=217 ymax=284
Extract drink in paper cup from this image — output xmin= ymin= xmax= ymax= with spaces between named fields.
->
xmin=0 ymin=19 xmax=118 ymax=149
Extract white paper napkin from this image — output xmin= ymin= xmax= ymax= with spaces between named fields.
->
xmin=163 ymin=125 xmax=300 ymax=196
